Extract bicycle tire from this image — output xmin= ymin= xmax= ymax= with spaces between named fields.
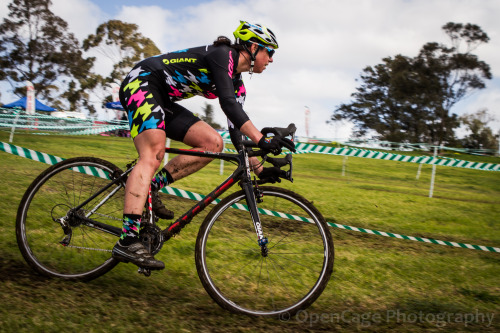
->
xmin=16 ymin=157 xmax=125 ymax=281
xmin=195 ymin=186 xmax=334 ymax=317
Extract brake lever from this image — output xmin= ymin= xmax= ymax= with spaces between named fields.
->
xmin=267 ymin=154 xmax=292 ymax=168
xmin=285 ymin=155 xmax=293 ymax=183
xmin=261 ymin=123 xmax=297 ymax=139
xmin=265 ymin=154 xmax=293 ymax=183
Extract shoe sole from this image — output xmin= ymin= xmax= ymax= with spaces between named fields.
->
xmin=112 ymin=249 xmax=165 ymax=270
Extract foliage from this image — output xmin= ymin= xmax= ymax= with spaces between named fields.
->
xmin=200 ymin=103 xmax=223 ymax=129
xmin=83 ymin=20 xmax=161 ymax=87
xmin=0 ymin=0 xmax=95 ymax=109
xmin=460 ymin=109 xmax=499 ymax=150
xmin=332 ymin=22 xmax=492 ymax=146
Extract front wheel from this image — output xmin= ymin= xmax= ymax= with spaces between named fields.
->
xmin=195 ymin=186 xmax=334 ymax=317
xmin=16 ymin=157 xmax=126 ymax=281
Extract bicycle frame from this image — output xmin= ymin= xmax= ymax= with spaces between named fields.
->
xmin=160 ymin=146 xmax=264 ymax=244
xmin=76 ymin=144 xmax=269 ymax=248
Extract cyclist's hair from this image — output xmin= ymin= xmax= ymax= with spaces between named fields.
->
xmin=213 ymin=36 xmax=245 ymax=50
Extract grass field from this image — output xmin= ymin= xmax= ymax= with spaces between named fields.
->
xmin=0 ymin=131 xmax=499 ymax=332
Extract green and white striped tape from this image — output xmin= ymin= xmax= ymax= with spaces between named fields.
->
xmin=0 ymin=112 xmax=128 ymax=136
xmin=218 ymin=134 xmax=500 ymax=171
xmin=2 ymin=111 xmax=498 ymax=171
xmin=328 ymin=223 xmax=499 ymax=252
xmin=1 ymin=141 xmax=498 ymax=253
xmin=0 ymin=141 xmax=64 ymax=165
xmin=293 ymin=143 xmax=500 ymax=171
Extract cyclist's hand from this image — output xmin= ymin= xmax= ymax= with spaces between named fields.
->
xmin=258 ymin=167 xmax=287 ymax=183
xmin=258 ymin=136 xmax=295 ymax=155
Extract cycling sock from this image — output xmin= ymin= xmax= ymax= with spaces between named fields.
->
xmin=119 ymin=214 xmax=142 ymax=246
xmin=151 ymin=168 xmax=174 ymax=191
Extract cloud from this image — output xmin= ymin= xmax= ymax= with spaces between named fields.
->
xmin=1 ymin=0 xmax=499 ymax=136
xmin=51 ymin=0 xmax=103 ymax=40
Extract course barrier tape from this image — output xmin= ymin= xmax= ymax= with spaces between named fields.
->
xmin=0 ymin=141 xmax=63 ymax=165
xmin=1 ymin=141 xmax=498 ymax=253
xmin=328 ymin=223 xmax=499 ymax=252
xmin=0 ymin=112 xmax=128 ymax=136
xmin=2 ymin=112 xmax=498 ymax=171
xmin=343 ymin=138 xmax=497 ymax=155
xmin=218 ymin=135 xmax=500 ymax=171
xmin=293 ymin=142 xmax=500 ymax=171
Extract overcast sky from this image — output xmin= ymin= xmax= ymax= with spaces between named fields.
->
xmin=1 ymin=0 xmax=499 ymax=139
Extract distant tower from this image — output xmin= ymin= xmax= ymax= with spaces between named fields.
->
xmin=305 ymin=106 xmax=311 ymax=140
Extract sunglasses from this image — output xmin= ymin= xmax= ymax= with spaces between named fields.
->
xmin=252 ymin=42 xmax=275 ymax=58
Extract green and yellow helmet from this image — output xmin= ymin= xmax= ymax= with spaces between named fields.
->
xmin=233 ymin=20 xmax=279 ymax=49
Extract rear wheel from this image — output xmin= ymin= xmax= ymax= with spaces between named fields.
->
xmin=195 ymin=186 xmax=334 ymax=317
xmin=16 ymin=157 xmax=126 ymax=281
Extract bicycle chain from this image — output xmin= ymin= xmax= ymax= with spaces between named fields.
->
xmin=80 ymin=209 xmax=122 ymax=221
xmin=64 ymin=244 xmax=112 ymax=252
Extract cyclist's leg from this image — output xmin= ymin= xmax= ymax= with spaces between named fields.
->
xmin=114 ymin=72 xmax=167 ymax=269
xmin=165 ymin=120 xmax=224 ymax=181
xmin=124 ymin=129 xmax=166 ymax=215
xmin=115 ymin=130 xmax=166 ymax=269
xmin=147 ymin=102 xmax=223 ymax=219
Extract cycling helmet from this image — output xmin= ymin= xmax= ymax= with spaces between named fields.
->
xmin=233 ymin=20 xmax=278 ymax=74
xmin=233 ymin=20 xmax=279 ymax=49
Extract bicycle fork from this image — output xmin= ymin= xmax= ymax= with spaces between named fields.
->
xmin=241 ymin=182 xmax=269 ymax=257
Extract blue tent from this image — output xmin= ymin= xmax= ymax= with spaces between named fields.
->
xmin=3 ymin=96 xmax=56 ymax=111
xmin=105 ymin=101 xmax=124 ymax=110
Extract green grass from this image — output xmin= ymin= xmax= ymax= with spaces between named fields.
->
xmin=1 ymin=131 xmax=499 ymax=332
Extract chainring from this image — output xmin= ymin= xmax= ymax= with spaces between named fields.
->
xmin=139 ymin=224 xmax=164 ymax=255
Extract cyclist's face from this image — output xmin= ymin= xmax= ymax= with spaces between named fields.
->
xmin=252 ymin=45 xmax=274 ymax=73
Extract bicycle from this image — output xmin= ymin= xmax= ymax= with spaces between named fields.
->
xmin=16 ymin=123 xmax=334 ymax=317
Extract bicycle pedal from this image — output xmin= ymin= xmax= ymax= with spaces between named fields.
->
xmin=137 ymin=267 xmax=151 ymax=277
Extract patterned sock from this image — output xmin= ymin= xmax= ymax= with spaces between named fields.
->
xmin=119 ymin=214 xmax=142 ymax=246
xmin=151 ymin=168 xmax=174 ymax=191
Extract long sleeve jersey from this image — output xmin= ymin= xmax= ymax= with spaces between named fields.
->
xmin=126 ymin=44 xmax=249 ymax=129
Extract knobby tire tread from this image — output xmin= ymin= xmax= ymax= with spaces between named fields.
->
xmin=16 ymin=157 xmax=123 ymax=281
xmin=195 ymin=186 xmax=334 ymax=317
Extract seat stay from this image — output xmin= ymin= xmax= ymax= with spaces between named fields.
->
xmin=73 ymin=166 xmax=132 ymax=212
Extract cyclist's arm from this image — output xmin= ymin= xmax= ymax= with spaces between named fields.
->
xmin=239 ymin=120 xmax=264 ymax=144
xmin=249 ymin=156 xmax=264 ymax=175
xmin=207 ymin=47 xmax=266 ymax=172
xmin=207 ymin=47 xmax=252 ymax=130
xmin=238 ymin=119 xmax=264 ymax=174
xmin=228 ymin=120 xmax=263 ymax=174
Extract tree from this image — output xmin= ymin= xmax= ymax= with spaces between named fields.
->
xmin=83 ymin=20 xmax=161 ymax=87
xmin=200 ymin=103 xmax=222 ymax=129
xmin=459 ymin=109 xmax=499 ymax=151
xmin=331 ymin=22 xmax=491 ymax=145
xmin=0 ymin=0 xmax=94 ymax=108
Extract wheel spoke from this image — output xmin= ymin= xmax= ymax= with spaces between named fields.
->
xmin=16 ymin=158 xmax=124 ymax=280
xmin=197 ymin=187 xmax=334 ymax=316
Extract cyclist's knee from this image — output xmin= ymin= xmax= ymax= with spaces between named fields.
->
xmin=136 ymin=145 xmax=165 ymax=172
xmin=183 ymin=121 xmax=224 ymax=152
xmin=134 ymin=129 xmax=166 ymax=169
xmin=207 ymin=134 xmax=224 ymax=153
xmin=138 ymin=153 xmax=162 ymax=171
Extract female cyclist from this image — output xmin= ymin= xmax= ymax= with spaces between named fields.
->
xmin=112 ymin=20 xmax=292 ymax=270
